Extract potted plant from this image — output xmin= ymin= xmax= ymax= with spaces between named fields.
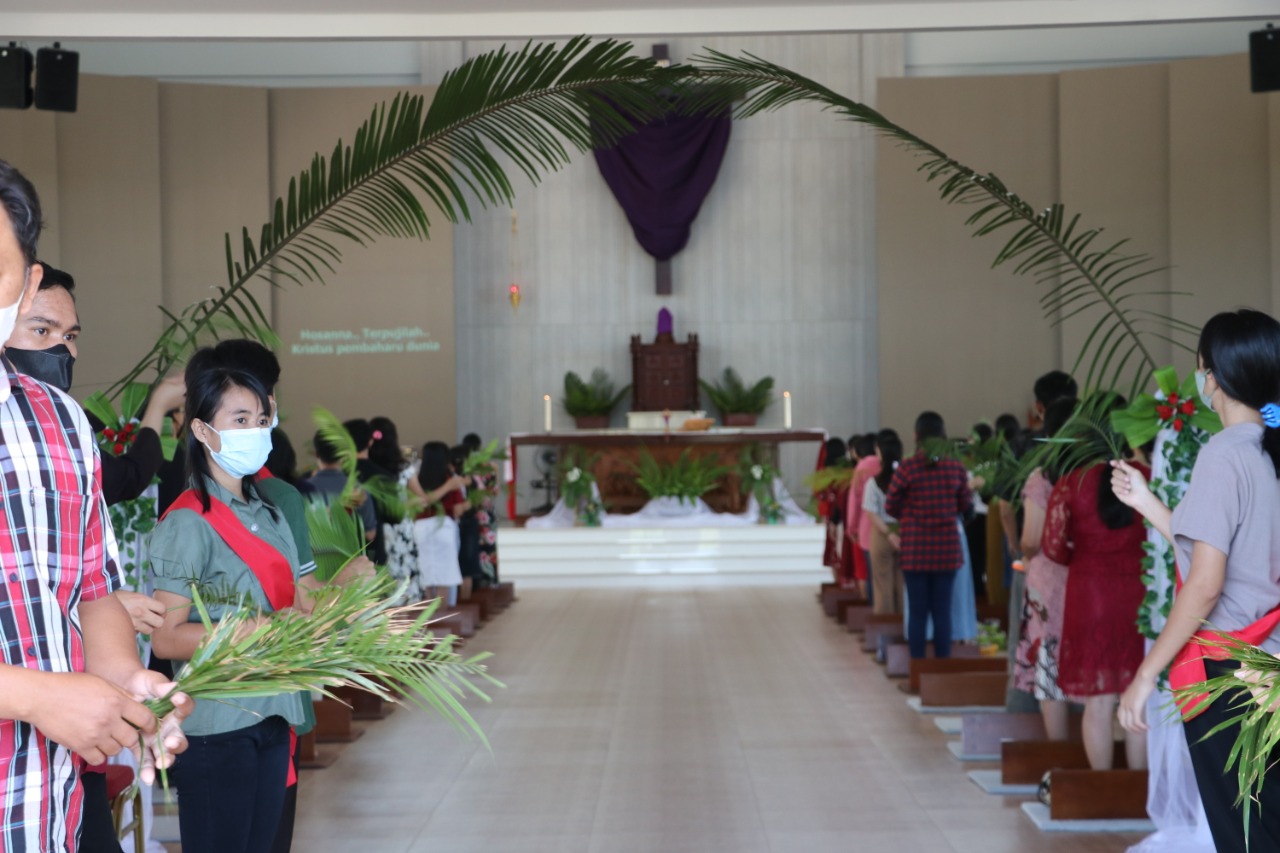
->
xmin=562 ymin=369 xmax=631 ymax=429
xmin=699 ymin=368 xmax=774 ymax=427
xmin=738 ymin=445 xmax=783 ymax=523
xmin=558 ymin=446 xmax=604 ymax=525
xmin=633 ymin=449 xmax=730 ymax=506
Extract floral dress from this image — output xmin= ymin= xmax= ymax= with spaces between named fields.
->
xmin=1012 ymin=470 xmax=1067 ymax=700
xmin=383 ymin=463 xmax=423 ymax=602
xmin=474 ymin=470 xmax=500 ymax=584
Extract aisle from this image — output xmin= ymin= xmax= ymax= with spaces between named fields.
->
xmin=293 ymin=583 xmax=1144 ymax=852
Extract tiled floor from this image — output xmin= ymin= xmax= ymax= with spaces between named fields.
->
xmin=184 ymin=582 xmax=1150 ymax=852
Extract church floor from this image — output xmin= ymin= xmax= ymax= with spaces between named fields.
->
xmin=171 ymin=580 xmax=1146 ymax=852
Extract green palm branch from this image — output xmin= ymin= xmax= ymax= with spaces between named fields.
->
xmin=682 ymin=51 xmax=1193 ymax=398
xmin=108 ymin=37 xmax=674 ymax=397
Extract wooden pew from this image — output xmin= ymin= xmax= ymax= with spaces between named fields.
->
xmin=1001 ymin=740 xmax=1127 ymax=785
xmin=334 ymin=685 xmax=393 ymax=721
xmin=838 ymin=600 xmax=871 ymax=632
xmin=885 ymin=642 xmax=983 ymax=679
xmin=907 ymin=656 xmax=1006 ymax=693
xmin=818 ymin=582 xmax=838 ymax=602
xmin=862 ymin=614 xmax=902 ymax=654
xmin=962 ymin=712 xmax=1083 ymax=758
xmin=821 ymin=587 xmax=864 ymax=620
xmin=492 ymin=581 xmax=516 ymax=607
xmin=1049 ymin=769 xmax=1149 ymax=820
xmin=296 ymin=728 xmax=337 ymax=770
xmin=918 ymin=671 xmax=1006 ymax=707
xmin=312 ymin=696 xmax=363 ymax=744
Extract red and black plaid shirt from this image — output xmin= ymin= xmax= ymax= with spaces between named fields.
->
xmin=884 ymin=452 xmax=972 ymax=573
xmin=0 ymin=369 xmax=120 ymax=851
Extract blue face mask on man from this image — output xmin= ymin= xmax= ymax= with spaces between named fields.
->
xmin=200 ymin=423 xmax=273 ymax=479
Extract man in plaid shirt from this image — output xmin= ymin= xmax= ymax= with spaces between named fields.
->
xmin=0 ymin=160 xmax=190 ymax=850
xmin=885 ymin=411 xmax=973 ymax=661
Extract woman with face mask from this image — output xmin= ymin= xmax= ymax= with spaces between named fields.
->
xmin=148 ymin=352 xmax=311 ymax=853
xmin=1113 ymin=309 xmax=1280 ymax=850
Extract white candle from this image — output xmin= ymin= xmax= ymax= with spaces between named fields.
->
xmin=543 ymin=394 xmax=552 ymax=432
xmin=783 ymin=391 xmax=792 ymax=430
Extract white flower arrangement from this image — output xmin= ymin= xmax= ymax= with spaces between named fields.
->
xmin=566 ymin=467 xmax=582 ymax=483
xmin=750 ymin=464 xmax=764 ymax=480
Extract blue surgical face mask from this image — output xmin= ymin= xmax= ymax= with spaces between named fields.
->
xmin=202 ymin=423 xmax=272 ymax=479
xmin=1195 ymin=370 xmax=1215 ymax=410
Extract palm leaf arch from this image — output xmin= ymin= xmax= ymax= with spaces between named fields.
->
xmin=115 ymin=38 xmax=1184 ymax=411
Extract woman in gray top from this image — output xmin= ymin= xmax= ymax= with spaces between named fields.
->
xmin=1112 ymin=309 xmax=1280 ymax=851
xmin=150 ymin=353 xmax=320 ymax=853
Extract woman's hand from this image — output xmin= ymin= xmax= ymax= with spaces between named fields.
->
xmin=1118 ymin=670 xmax=1156 ymax=733
xmin=1237 ymin=665 xmax=1280 ymax=712
xmin=1110 ymin=460 xmax=1153 ymax=511
xmin=114 ymin=590 xmax=165 ymax=635
xmin=888 ymin=533 xmax=901 ymax=551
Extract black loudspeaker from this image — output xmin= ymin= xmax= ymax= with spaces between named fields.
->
xmin=1251 ymin=26 xmax=1280 ymax=93
xmin=34 ymin=45 xmax=77 ymax=112
xmin=0 ymin=44 xmax=32 ymax=110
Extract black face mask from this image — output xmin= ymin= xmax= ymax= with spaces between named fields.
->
xmin=6 ymin=344 xmax=75 ymax=392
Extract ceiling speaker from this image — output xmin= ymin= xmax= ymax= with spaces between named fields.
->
xmin=0 ymin=44 xmax=33 ymax=110
xmin=35 ymin=45 xmax=78 ymax=112
xmin=1251 ymin=26 xmax=1280 ymax=93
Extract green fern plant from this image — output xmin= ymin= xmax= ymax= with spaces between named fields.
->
xmin=632 ymin=449 xmax=730 ymax=504
xmin=699 ymin=368 xmax=774 ymax=416
xmin=562 ymin=369 xmax=631 ymax=418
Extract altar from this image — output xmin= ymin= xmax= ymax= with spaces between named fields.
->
xmin=507 ymin=427 xmax=827 ymax=519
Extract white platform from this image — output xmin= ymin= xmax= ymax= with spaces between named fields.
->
xmin=1020 ymin=801 xmax=1155 ymax=833
xmin=906 ymin=695 xmax=1004 ymax=715
xmin=932 ymin=716 xmax=963 ymax=735
xmin=968 ymin=769 xmax=1038 ymax=796
xmin=948 ymin=740 xmax=999 ymax=762
xmin=500 ymin=525 xmax=826 ymax=578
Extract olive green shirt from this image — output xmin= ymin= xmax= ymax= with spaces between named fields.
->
xmin=150 ymin=477 xmax=308 ymax=736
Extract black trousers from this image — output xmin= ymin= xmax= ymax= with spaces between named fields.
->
xmin=269 ymin=735 xmax=301 ymax=853
xmin=172 ymin=716 xmax=290 ymax=853
xmin=78 ymin=771 xmax=124 ymax=853
xmin=1184 ymin=659 xmax=1280 ymax=852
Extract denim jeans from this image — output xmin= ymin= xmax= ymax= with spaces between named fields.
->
xmin=903 ymin=569 xmax=958 ymax=659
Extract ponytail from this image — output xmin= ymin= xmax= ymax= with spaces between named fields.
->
xmin=1095 ymin=463 xmax=1135 ymax=530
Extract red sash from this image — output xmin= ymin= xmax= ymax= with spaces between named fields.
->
xmin=1168 ymin=567 xmax=1280 ymax=719
xmin=162 ymin=490 xmax=296 ymax=611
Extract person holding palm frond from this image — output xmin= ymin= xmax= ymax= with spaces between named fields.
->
xmin=415 ymin=441 xmax=467 ymax=607
xmin=1042 ymin=393 xmax=1149 ymax=773
xmin=149 ymin=355 xmax=321 ymax=853
xmin=1112 ymin=310 xmax=1280 ymax=851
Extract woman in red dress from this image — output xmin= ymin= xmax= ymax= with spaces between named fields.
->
xmin=1042 ymin=435 xmax=1149 ymax=772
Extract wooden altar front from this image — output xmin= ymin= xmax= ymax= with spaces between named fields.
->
xmin=508 ymin=429 xmax=827 ymax=519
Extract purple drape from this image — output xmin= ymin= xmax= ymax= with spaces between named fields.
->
xmin=593 ymin=108 xmax=732 ymax=262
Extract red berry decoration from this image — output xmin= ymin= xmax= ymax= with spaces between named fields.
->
xmin=103 ymin=428 xmax=116 ymax=440
xmin=1167 ymin=394 xmax=1180 ymax=406
xmin=113 ymin=442 xmax=125 ymax=455
xmin=1155 ymin=405 xmax=1174 ymax=421
xmin=1180 ymin=401 xmax=1195 ymax=415
xmin=1173 ymin=418 xmax=1184 ymax=432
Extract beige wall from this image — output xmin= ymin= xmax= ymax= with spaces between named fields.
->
xmin=0 ymin=76 xmax=455 ymax=457
xmin=878 ymin=53 xmax=1280 ymax=439
xmin=268 ymin=87 xmax=455 ymax=453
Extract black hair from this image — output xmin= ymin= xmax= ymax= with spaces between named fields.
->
xmin=824 ymin=437 xmax=848 ymax=468
xmin=209 ymin=339 xmax=282 ymax=394
xmin=369 ymin=416 xmax=404 ymax=473
xmin=184 ymin=356 xmax=273 ymax=512
xmin=994 ymin=413 xmax=1020 ymax=444
xmin=1199 ymin=309 xmax=1280 ymax=477
xmin=313 ymin=429 xmax=342 ymax=465
xmin=35 ymin=261 xmax=75 ymax=297
xmin=971 ymin=423 xmax=993 ymax=444
xmin=1034 ymin=370 xmax=1078 ymax=408
xmin=417 ymin=441 xmax=453 ymax=492
xmin=1086 ymin=393 xmax=1134 ymax=530
xmin=450 ymin=444 xmax=471 ymax=474
xmin=1040 ymin=397 xmax=1078 ymax=485
xmin=266 ymin=428 xmax=299 ymax=485
xmin=874 ymin=433 xmax=904 ymax=493
xmin=852 ymin=433 xmax=877 ymax=460
xmin=915 ymin=411 xmax=945 ymax=442
xmin=877 ymin=427 xmax=900 ymax=444
xmin=0 ymin=160 xmax=42 ymax=266
xmin=462 ymin=432 xmax=482 ymax=453
xmin=344 ymin=418 xmax=373 ymax=452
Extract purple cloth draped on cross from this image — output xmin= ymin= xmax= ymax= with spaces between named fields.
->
xmin=594 ymin=104 xmax=732 ymax=294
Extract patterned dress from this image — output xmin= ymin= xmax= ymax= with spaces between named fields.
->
xmin=1012 ymin=470 xmax=1068 ymax=700
xmin=474 ymin=470 xmax=500 ymax=584
xmin=383 ymin=463 xmax=423 ymax=602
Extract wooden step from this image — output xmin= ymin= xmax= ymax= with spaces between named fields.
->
xmin=1049 ymin=769 xmax=1149 ymax=820
xmin=908 ymin=656 xmax=1006 ymax=694
xmin=1001 ymin=740 xmax=1128 ymax=785
xmin=918 ymin=671 xmax=1006 ymax=708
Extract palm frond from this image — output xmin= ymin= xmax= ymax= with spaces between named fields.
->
xmin=681 ymin=51 xmax=1189 ymax=398
xmin=110 ymin=37 xmax=678 ymax=397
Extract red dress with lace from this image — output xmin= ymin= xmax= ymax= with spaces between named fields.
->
xmin=1041 ymin=463 xmax=1148 ymax=697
